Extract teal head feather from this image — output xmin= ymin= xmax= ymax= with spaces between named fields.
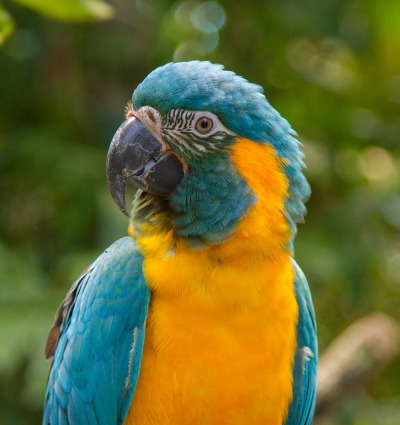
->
xmin=132 ymin=61 xmax=310 ymax=245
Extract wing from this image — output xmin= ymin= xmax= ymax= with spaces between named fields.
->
xmin=43 ymin=237 xmax=151 ymax=425
xmin=285 ymin=261 xmax=318 ymax=425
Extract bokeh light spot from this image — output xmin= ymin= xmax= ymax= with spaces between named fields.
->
xmin=358 ymin=146 xmax=397 ymax=183
xmin=190 ymin=1 xmax=226 ymax=34
xmin=286 ymin=37 xmax=356 ymax=91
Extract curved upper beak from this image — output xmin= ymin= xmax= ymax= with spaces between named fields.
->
xmin=106 ymin=117 xmax=184 ymax=216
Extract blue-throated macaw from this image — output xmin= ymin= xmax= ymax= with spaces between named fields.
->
xmin=43 ymin=61 xmax=317 ymax=425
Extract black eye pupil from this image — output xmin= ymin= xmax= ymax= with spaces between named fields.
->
xmin=201 ymin=119 xmax=209 ymax=128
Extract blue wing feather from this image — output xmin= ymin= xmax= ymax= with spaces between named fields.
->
xmin=285 ymin=261 xmax=318 ymax=425
xmin=43 ymin=237 xmax=150 ymax=425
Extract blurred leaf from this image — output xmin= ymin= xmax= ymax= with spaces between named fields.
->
xmin=369 ymin=0 xmax=400 ymax=40
xmin=12 ymin=0 xmax=114 ymax=22
xmin=0 ymin=8 xmax=15 ymax=46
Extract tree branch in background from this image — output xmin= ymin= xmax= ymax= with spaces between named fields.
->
xmin=315 ymin=313 xmax=400 ymax=416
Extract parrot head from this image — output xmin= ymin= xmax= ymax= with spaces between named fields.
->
xmin=107 ymin=61 xmax=310 ymax=250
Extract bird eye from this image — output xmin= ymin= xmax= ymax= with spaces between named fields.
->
xmin=195 ymin=116 xmax=214 ymax=135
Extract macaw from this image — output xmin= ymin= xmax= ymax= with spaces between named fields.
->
xmin=43 ymin=61 xmax=317 ymax=425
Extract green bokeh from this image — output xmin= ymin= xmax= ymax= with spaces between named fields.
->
xmin=1 ymin=0 xmax=399 ymax=424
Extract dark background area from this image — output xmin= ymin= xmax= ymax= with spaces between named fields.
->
xmin=1 ymin=0 xmax=399 ymax=424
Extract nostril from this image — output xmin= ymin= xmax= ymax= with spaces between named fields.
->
xmin=147 ymin=110 xmax=156 ymax=123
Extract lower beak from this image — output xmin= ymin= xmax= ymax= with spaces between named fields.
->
xmin=106 ymin=117 xmax=184 ymax=216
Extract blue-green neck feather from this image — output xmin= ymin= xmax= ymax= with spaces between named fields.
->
xmin=133 ymin=61 xmax=310 ymax=242
xmin=170 ymin=154 xmax=255 ymax=246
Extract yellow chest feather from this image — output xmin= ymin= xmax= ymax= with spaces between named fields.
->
xmin=125 ymin=139 xmax=298 ymax=425
xmin=125 ymin=249 xmax=297 ymax=425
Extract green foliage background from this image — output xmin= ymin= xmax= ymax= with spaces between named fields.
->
xmin=1 ymin=0 xmax=399 ymax=424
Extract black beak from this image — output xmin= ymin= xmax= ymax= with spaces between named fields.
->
xmin=107 ymin=117 xmax=184 ymax=216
